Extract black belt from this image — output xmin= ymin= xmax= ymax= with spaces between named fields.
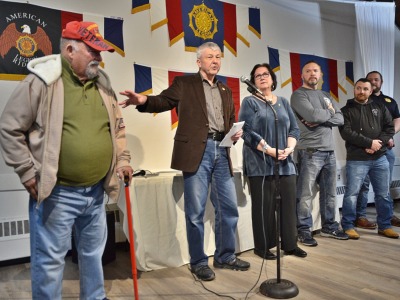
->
xmin=208 ymin=132 xmax=225 ymax=141
xmin=305 ymin=148 xmax=333 ymax=154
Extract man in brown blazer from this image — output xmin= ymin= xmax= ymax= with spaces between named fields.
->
xmin=120 ymin=42 xmax=250 ymax=281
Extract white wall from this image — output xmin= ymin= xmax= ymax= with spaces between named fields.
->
xmin=0 ymin=0 xmax=363 ymax=175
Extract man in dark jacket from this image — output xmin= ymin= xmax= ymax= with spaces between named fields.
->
xmin=119 ymin=42 xmax=250 ymax=281
xmin=339 ymin=78 xmax=398 ymax=239
xmin=355 ymin=71 xmax=400 ymax=229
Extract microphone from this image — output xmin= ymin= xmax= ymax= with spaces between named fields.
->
xmin=240 ymin=76 xmax=264 ymax=96
xmin=132 ymin=170 xmax=146 ymax=177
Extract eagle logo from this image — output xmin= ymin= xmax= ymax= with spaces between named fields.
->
xmin=0 ymin=23 xmax=52 ymax=59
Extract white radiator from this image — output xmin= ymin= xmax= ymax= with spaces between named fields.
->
xmin=0 ymin=174 xmax=30 ymax=261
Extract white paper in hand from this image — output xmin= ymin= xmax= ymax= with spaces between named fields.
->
xmin=219 ymin=121 xmax=245 ymax=147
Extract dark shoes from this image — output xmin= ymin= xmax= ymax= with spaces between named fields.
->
xmin=191 ymin=265 xmax=215 ymax=281
xmin=298 ymin=232 xmax=318 ymax=247
xmin=191 ymin=257 xmax=250 ymax=281
xmin=320 ymin=229 xmax=349 ymax=240
xmin=254 ymin=248 xmax=277 ymax=260
xmin=391 ymin=215 xmax=400 ymax=227
xmin=284 ymin=247 xmax=307 ymax=258
xmin=213 ymin=257 xmax=250 ymax=271
xmin=355 ymin=217 xmax=377 ymax=229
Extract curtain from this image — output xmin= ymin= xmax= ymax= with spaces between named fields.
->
xmin=355 ymin=2 xmax=395 ymax=96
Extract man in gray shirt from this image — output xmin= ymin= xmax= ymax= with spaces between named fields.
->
xmin=291 ymin=61 xmax=348 ymax=247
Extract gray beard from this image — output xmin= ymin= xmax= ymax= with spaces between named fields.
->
xmin=308 ymin=80 xmax=318 ymax=87
xmin=85 ymin=61 xmax=100 ymax=80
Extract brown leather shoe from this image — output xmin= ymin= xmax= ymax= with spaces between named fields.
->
xmin=378 ymin=228 xmax=399 ymax=239
xmin=355 ymin=217 xmax=377 ymax=230
xmin=391 ymin=215 xmax=400 ymax=227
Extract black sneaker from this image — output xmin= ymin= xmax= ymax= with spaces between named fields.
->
xmin=213 ymin=257 xmax=250 ymax=271
xmin=298 ymin=232 xmax=318 ymax=247
xmin=191 ymin=265 xmax=215 ymax=281
xmin=320 ymin=229 xmax=349 ymax=240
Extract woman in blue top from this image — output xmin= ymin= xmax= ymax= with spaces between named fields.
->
xmin=239 ymin=63 xmax=306 ymax=259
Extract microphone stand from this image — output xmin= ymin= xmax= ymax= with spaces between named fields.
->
xmin=250 ymin=88 xmax=298 ymax=299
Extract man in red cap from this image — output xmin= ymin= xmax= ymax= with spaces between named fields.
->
xmin=0 ymin=21 xmax=132 ymax=299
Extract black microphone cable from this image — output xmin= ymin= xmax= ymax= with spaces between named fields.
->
xmin=244 ymin=139 xmax=272 ymax=300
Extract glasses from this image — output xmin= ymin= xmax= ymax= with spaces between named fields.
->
xmin=254 ymin=72 xmax=270 ymax=80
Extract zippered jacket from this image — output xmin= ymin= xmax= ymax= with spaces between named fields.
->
xmin=0 ymin=54 xmax=131 ymax=204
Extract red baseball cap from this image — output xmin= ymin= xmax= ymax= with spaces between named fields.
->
xmin=62 ymin=21 xmax=115 ymax=52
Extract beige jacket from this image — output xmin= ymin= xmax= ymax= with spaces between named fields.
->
xmin=0 ymin=54 xmax=131 ymax=204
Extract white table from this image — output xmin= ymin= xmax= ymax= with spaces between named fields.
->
xmin=117 ymin=171 xmax=254 ymax=271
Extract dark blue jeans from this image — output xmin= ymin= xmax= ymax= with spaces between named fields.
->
xmin=356 ymin=148 xmax=395 ymax=218
xmin=341 ymin=156 xmax=392 ymax=230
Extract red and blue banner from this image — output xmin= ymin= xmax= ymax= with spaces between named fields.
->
xmin=134 ymin=63 xmax=241 ymax=129
xmin=268 ymin=47 xmax=353 ymax=102
xmin=346 ymin=61 xmax=354 ymax=86
xmin=133 ymin=0 xmax=260 ymax=56
xmin=181 ymin=0 xmax=225 ymax=53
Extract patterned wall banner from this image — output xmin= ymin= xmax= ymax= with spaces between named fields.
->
xmin=0 ymin=1 xmax=124 ymax=81
xmin=132 ymin=0 xmax=261 ymax=57
xmin=268 ymin=47 xmax=354 ymax=102
xmin=134 ymin=63 xmax=241 ymax=129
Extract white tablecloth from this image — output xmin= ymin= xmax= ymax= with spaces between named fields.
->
xmin=117 ymin=172 xmax=254 ymax=271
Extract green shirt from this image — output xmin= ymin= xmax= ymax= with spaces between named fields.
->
xmin=57 ymin=58 xmax=113 ymax=186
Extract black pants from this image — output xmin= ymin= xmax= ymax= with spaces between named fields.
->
xmin=248 ymin=175 xmax=297 ymax=252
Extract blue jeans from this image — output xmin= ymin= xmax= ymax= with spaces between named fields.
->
xmin=183 ymin=139 xmax=239 ymax=267
xmin=341 ymin=156 xmax=392 ymax=230
xmin=356 ymin=148 xmax=395 ymax=218
xmin=29 ymin=181 xmax=107 ymax=300
xmin=296 ymin=150 xmax=339 ymax=234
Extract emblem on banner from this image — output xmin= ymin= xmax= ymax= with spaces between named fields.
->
xmin=0 ymin=23 xmax=52 ymax=59
xmin=188 ymin=3 xmax=218 ymax=40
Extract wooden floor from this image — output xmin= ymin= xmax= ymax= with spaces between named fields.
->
xmin=1 ymin=204 xmax=400 ymax=300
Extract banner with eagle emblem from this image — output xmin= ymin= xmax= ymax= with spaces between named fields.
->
xmin=0 ymin=1 xmax=125 ymax=81
xmin=0 ymin=1 xmax=79 ymax=81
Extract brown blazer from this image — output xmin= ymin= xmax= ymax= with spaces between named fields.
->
xmin=137 ymin=72 xmax=236 ymax=175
